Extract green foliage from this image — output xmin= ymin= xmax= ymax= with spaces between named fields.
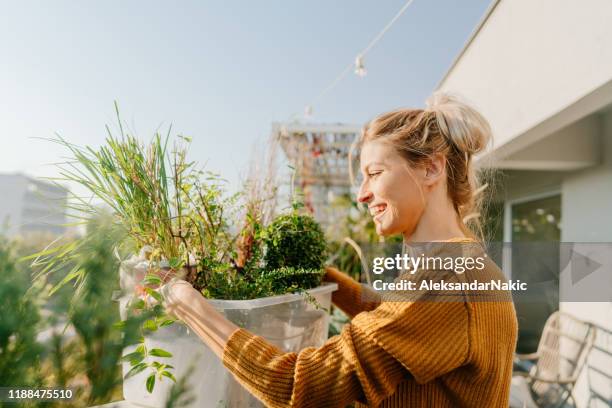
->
xmin=121 ymin=299 xmax=177 ymax=394
xmin=235 ymin=208 xmax=265 ymax=281
xmin=51 ymin=123 xmax=177 ymax=259
xmin=66 ymin=220 xmax=137 ymax=405
xmin=263 ymin=212 xmax=327 ymax=271
xmin=39 ymin=105 xmax=329 ymax=303
xmin=30 ymin=106 xmax=331 ymax=396
xmin=46 ymin=103 xmax=236 ymax=280
xmin=0 ymin=237 xmax=43 ymax=389
xmin=202 ymin=270 xmax=268 ymax=300
xmin=202 ymin=267 xmax=325 ymax=301
xmin=0 ymin=220 xmax=150 ymax=406
xmin=256 ymin=267 xmax=325 ymax=295
xmin=200 ymin=210 xmax=328 ymax=300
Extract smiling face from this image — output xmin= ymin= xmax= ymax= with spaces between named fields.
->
xmin=358 ymin=139 xmax=428 ymax=237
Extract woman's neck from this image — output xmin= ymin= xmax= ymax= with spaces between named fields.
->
xmin=403 ymin=190 xmax=466 ymax=243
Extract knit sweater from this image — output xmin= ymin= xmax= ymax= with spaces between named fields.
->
xmin=222 ymin=239 xmax=518 ymax=407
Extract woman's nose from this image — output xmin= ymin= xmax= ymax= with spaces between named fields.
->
xmin=357 ymin=183 xmax=373 ymax=203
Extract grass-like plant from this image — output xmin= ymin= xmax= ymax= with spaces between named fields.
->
xmin=37 ymin=104 xmax=238 ymax=292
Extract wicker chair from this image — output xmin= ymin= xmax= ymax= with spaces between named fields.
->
xmin=585 ymin=325 xmax=612 ymax=407
xmin=510 ymin=311 xmax=595 ymax=408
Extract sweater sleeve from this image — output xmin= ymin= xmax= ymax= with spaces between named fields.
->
xmin=323 ymin=266 xmax=381 ymax=318
xmin=222 ymin=299 xmax=470 ymax=408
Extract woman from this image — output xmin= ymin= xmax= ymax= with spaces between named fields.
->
xmin=160 ymin=93 xmax=518 ymax=407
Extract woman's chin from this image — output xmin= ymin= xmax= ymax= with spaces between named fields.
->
xmin=375 ymin=222 xmax=394 ymax=237
xmin=375 ymin=218 xmax=407 ymax=237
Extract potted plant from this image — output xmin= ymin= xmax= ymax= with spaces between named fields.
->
xmin=36 ymin=106 xmax=337 ymax=407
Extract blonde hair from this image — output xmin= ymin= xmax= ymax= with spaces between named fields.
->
xmin=359 ymin=92 xmax=492 ymax=241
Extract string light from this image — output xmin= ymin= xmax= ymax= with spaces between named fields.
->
xmin=304 ymin=105 xmax=313 ymax=118
xmin=354 ymin=55 xmax=367 ymax=77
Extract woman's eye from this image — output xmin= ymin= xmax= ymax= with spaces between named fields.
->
xmin=368 ymin=171 xmax=382 ymax=178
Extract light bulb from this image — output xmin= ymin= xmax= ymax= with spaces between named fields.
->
xmin=354 ymin=55 xmax=367 ymax=77
xmin=304 ymin=105 xmax=313 ymax=118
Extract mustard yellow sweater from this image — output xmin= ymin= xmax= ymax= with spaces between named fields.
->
xmin=222 ymin=241 xmax=518 ymax=407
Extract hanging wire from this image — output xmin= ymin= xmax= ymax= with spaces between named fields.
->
xmin=301 ymin=0 xmax=417 ymax=118
xmin=360 ymin=0 xmax=416 ymax=56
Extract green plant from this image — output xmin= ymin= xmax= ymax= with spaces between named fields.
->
xmin=33 ymin=105 xmax=330 ymax=394
xmin=49 ymin=106 xmax=235 ymax=272
xmin=0 ymin=236 xmax=43 ymax=389
xmin=256 ymin=267 xmax=325 ymax=295
xmin=119 ymin=300 xmax=177 ymax=395
xmin=68 ymin=219 xmax=144 ymax=405
xmin=263 ymin=210 xmax=327 ymax=271
xmin=200 ymin=206 xmax=328 ymax=300
xmin=39 ymin=216 xmax=150 ymax=405
xmin=1 ymin=221 xmax=145 ymax=407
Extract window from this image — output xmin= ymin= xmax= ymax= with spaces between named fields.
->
xmin=508 ymin=193 xmax=561 ymax=353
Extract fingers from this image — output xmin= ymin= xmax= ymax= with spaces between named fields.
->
xmin=160 ymin=279 xmax=193 ymax=308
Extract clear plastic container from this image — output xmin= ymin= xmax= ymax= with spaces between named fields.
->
xmin=121 ymin=282 xmax=338 ymax=408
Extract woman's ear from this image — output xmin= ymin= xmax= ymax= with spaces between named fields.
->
xmin=423 ymin=154 xmax=446 ymax=187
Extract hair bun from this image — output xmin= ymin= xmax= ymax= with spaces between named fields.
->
xmin=425 ymin=92 xmax=491 ymax=156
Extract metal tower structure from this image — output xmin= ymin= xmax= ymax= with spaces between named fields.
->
xmin=272 ymin=122 xmax=361 ymax=233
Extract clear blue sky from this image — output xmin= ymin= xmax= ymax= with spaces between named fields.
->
xmin=0 ymin=0 xmax=491 ymax=193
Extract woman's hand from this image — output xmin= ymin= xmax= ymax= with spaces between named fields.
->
xmin=158 ymin=278 xmax=196 ymax=316
xmin=157 ymin=278 xmax=238 ymax=359
xmin=133 ymin=267 xmax=183 ymax=298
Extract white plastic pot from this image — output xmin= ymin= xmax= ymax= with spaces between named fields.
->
xmin=120 ymin=282 xmax=338 ymax=408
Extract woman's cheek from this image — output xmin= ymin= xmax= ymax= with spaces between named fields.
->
xmin=374 ymin=205 xmax=395 ymax=236
xmin=389 ymin=206 xmax=405 ymax=233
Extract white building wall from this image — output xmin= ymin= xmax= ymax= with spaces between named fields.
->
xmin=561 ymin=110 xmax=612 ymax=245
xmin=438 ymin=0 xmax=612 ymax=151
xmin=560 ymin=109 xmax=612 ymax=329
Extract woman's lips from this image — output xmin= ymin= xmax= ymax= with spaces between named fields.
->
xmin=370 ymin=203 xmax=387 ymax=221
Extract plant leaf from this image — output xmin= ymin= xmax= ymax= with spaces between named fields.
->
xmin=159 ymin=318 xmax=176 ymax=327
xmin=168 ymin=257 xmax=184 ymax=269
xmin=124 ymin=362 xmax=147 ymax=379
xmin=121 ymin=351 xmax=145 ymax=364
xmin=113 ymin=320 xmax=126 ymax=330
xmin=161 ymin=370 xmax=177 ymax=382
xmin=143 ymin=274 xmax=162 ymax=286
xmin=149 ymin=348 xmax=173 ymax=358
xmin=144 ymin=287 xmax=162 ymax=302
xmin=143 ymin=319 xmax=158 ymax=332
xmin=146 ymin=373 xmax=156 ymax=393
xmin=131 ymin=298 xmax=146 ymax=310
